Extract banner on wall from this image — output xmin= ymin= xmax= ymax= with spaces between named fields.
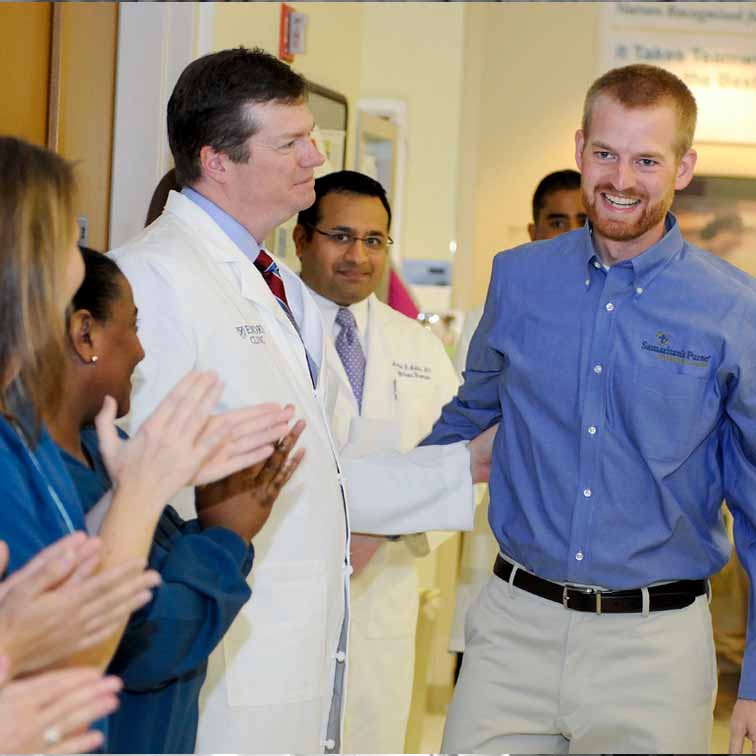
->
xmin=599 ymin=2 xmax=756 ymax=145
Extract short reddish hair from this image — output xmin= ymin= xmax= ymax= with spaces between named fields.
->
xmin=582 ymin=64 xmax=697 ymax=159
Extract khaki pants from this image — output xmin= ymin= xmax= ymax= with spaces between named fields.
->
xmin=442 ymin=570 xmax=717 ymax=754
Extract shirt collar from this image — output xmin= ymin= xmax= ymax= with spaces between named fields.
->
xmin=182 ymin=187 xmax=262 ymax=263
xmin=582 ymin=212 xmax=684 ymax=291
xmin=304 ymin=283 xmax=369 ymax=343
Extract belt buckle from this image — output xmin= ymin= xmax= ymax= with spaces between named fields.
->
xmin=563 ymin=584 xmax=602 ymax=614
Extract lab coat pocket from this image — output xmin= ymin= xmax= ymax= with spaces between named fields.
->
xmin=222 ymin=559 xmax=327 ymax=707
xmin=393 ymin=377 xmax=442 ymax=441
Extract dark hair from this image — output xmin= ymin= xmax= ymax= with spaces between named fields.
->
xmin=297 ymin=170 xmax=392 ymax=237
xmin=167 ymin=47 xmax=307 ymax=186
xmin=145 ymin=168 xmax=180 ymax=227
xmin=73 ymin=247 xmax=125 ymax=321
xmin=532 ymin=169 xmax=582 ymax=224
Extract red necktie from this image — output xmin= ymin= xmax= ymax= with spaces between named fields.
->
xmin=253 ymin=249 xmax=319 ymax=387
xmin=254 ymin=249 xmax=290 ymax=312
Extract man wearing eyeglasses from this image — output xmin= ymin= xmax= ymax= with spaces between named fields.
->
xmin=294 ymin=170 xmax=460 ymax=754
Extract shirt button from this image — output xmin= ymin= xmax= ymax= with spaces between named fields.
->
xmin=588 ymin=425 xmax=597 ymax=435
xmin=593 ymin=364 xmax=603 ymax=375
xmin=324 ymin=739 xmax=336 ymax=750
xmin=583 ymin=488 xmax=592 ymax=498
xmin=335 ymin=651 xmax=346 ymax=662
xmin=585 ymin=279 xmax=590 ymax=287
xmin=605 ymin=302 xmax=615 ymax=312
xmin=575 ymin=551 xmax=584 ymax=561
xmin=636 ymin=286 xmax=644 ymax=295
xmin=593 ymin=260 xmax=601 ymax=269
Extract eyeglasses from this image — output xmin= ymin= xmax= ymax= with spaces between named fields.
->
xmin=308 ymin=226 xmax=393 ymax=252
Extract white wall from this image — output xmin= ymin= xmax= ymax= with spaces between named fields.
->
xmin=461 ymin=1 xmax=756 ymax=307
xmin=212 ymin=2 xmax=364 ymax=170
xmin=360 ymin=3 xmax=466 ymax=268
xmin=109 ymin=3 xmax=209 ymax=249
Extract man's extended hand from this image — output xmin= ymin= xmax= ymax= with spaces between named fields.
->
xmin=730 ymin=698 xmax=756 ymax=753
xmin=349 ymin=534 xmax=384 ymax=576
xmin=468 ymin=423 xmax=499 ymax=484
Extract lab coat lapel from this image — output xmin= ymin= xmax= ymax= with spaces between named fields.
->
xmin=361 ymin=295 xmax=395 ymax=420
xmin=166 ymin=193 xmax=318 ymax=397
xmin=277 ymin=262 xmax=325 ymax=396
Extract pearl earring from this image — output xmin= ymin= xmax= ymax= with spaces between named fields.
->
xmin=90 ymin=355 xmax=99 ymax=364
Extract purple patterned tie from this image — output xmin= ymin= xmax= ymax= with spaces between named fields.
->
xmin=335 ymin=307 xmax=366 ymax=411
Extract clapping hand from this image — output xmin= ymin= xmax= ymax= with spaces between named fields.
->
xmin=196 ymin=418 xmax=306 ymax=542
xmin=0 ymin=661 xmax=121 ymax=755
xmin=0 ymin=534 xmax=159 ymax=678
xmin=95 ymin=371 xmax=293 ymax=509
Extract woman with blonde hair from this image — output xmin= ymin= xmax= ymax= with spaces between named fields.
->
xmin=0 ymin=137 xmax=294 ymax=752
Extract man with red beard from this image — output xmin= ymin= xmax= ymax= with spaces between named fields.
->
xmin=423 ymin=63 xmax=756 ymax=754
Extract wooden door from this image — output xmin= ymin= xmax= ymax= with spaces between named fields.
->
xmin=0 ymin=3 xmax=52 ymax=145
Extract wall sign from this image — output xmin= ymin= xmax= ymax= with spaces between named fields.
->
xmin=599 ymin=2 xmax=756 ymax=145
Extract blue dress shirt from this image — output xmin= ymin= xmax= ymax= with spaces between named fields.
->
xmin=423 ymin=215 xmax=756 ymax=698
xmin=182 ymin=186 xmax=262 ymax=262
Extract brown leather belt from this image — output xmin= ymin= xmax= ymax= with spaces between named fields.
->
xmin=493 ymin=555 xmax=707 ymax=614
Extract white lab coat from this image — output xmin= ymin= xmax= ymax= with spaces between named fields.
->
xmin=110 ymin=191 xmax=474 ymax=753
xmin=448 ymin=305 xmax=499 ymax=652
xmin=313 ymin=292 xmax=459 ymax=753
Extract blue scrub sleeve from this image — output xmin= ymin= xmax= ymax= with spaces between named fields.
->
xmin=107 ymin=507 xmax=253 ymax=690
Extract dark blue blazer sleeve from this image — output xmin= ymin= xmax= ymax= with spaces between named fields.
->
xmin=107 ymin=506 xmax=253 ymax=691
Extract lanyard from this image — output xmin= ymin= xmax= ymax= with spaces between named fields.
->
xmin=16 ymin=427 xmax=76 ymax=535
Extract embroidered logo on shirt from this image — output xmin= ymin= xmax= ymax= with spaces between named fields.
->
xmin=236 ymin=324 xmax=265 ymax=345
xmin=641 ymin=332 xmax=710 ymax=368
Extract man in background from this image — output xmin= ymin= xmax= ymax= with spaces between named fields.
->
xmin=294 ymin=170 xmax=460 ymax=753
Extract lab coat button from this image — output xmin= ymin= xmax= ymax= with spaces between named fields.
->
xmin=324 ymin=739 xmax=336 ymax=750
xmin=335 ymin=651 xmax=346 ymax=662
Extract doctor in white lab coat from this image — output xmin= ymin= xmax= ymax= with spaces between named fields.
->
xmin=111 ymin=48 xmax=484 ymax=754
xmin=293 ymin=171 xmax=460 ymax=753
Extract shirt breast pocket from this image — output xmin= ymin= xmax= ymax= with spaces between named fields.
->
xmin=609 ymin=362 xmax=713 ymax=464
